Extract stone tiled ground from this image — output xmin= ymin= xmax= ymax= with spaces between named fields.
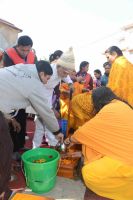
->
xmin=26 ymin=176 xmax=85 ymax=200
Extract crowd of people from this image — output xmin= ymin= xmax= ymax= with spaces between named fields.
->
xmin=0 ymin=35 xmax=133 ymax=200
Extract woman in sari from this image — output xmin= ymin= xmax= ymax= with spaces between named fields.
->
xmin=65 ymin=87 xmax=133 ymax=200
xmin=105 ymin=46 xmax=133 ymax=108
xmin=76 ymin=61 xmax=93 ymax=91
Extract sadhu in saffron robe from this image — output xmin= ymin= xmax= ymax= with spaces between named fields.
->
xmin=72 ymin=100 xmax=133 ymax=200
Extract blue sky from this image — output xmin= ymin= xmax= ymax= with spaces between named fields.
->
xmin=0 ymin=0 xmax=133 ymax=72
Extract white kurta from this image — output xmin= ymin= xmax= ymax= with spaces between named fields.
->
xmin=33 ymin=63 xmax=72 ymax=147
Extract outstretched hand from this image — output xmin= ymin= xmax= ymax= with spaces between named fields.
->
xmin=55 ymin=132 xmax=64 ymax=144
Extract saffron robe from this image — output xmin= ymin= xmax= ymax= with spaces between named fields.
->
xmin=73 ymin=100 xmax=133 ymax=199
xmin=108 ymin=56 xmax=133 ymax=107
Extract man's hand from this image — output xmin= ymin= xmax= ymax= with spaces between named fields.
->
xmin=11 ymin=118 xmax=21 ymax=133
xmin=64 ymin=137 xmax=74 ymax=148
xmin=55 ymin=133 xmax=64 ymax=144
xmin=64 ymin=137 xmax=71 ymax=145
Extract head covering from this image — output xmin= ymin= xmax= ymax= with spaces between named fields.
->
xmin=56 ymin=47 xmax=75 ymax=70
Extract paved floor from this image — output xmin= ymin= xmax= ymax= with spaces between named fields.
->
xmin=26 ymin=176 xmax=85 ymax=200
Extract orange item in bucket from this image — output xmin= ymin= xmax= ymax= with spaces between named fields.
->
xmin=11 ymin=193 xmax=54 ymax=200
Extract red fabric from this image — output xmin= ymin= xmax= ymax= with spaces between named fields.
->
xmin=6 ymin=48 xmax=35 ymax=64
xmin=84 ymin=73 xmax=91 ymax=89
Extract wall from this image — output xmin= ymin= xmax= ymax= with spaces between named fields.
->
xmin=0 ymin=23 xmax=20 ymax=50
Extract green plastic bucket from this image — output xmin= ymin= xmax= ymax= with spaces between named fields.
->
xmin=21 ymin=148 xmax=60 ymax=194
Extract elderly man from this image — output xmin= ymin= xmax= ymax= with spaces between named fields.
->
xmin=33 ymin=47 xmax=75 ymax=148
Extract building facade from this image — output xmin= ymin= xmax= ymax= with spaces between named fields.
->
xmin=0 ymin=18 xmax=22 ymax=50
